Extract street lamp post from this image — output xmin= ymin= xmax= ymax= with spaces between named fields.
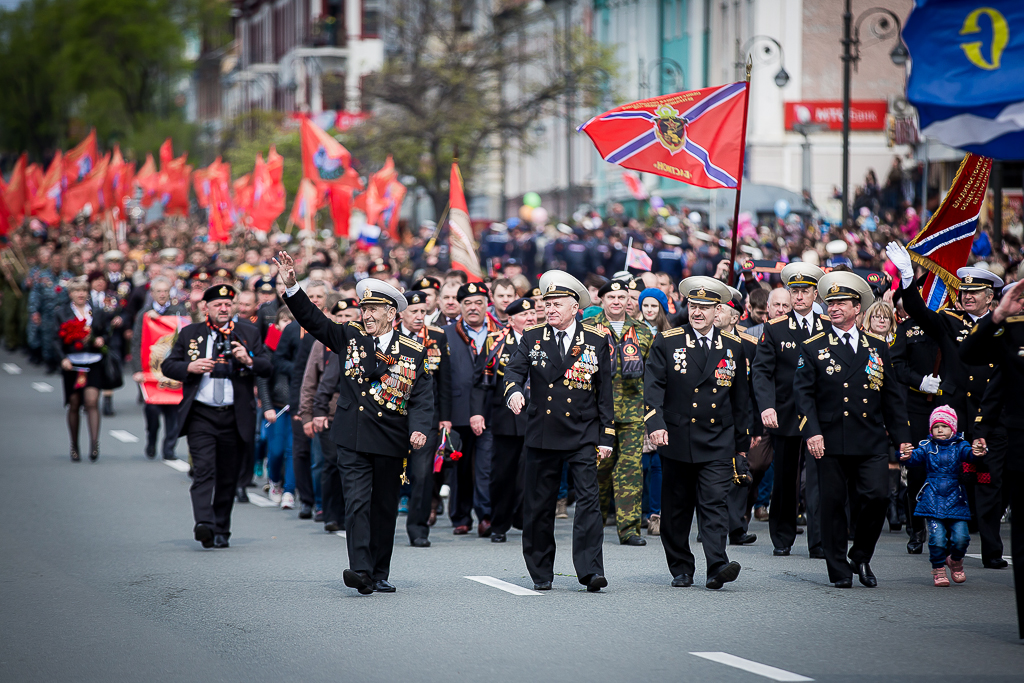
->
xmin=792 ymin=122 xmax=829 ymax=197
xmin=638 ymin=57 xmax=685 ymax=99
xmin=734 ymin=35 xmax=790 ymax=88
xmin=840 ymin=2 xmax=909 ymax=229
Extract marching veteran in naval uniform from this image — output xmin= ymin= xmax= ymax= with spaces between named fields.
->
xmin=645 ymin=276 xmax=752 ymax=590
xmin=503 ymin=270 xmax=615 ymax=592
xmin=793 ymin=271 xmax=911 ymax=588
xmin=275 ymin=251 xmax=434 ymax=595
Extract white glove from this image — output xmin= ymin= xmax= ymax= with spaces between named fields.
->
xmin=919 ymin=374 xmax=941 ymax=394
xmin=885 ymin=242 xmax=915 ymax=289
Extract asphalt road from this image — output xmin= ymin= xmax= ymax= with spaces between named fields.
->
xmin=1 ymin=347 xmax=1021 ymax=683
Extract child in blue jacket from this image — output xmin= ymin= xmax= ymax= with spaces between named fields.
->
xmin=900 ymin=405 xmax=986 ymax=587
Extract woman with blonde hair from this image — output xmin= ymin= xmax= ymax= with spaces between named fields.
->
xmin=864 ymin=299 xmax=897 ymax=344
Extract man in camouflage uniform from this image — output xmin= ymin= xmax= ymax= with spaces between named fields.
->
xmin=28 ymin=251 xmax=73 ymax=372
xmin=585 ymin=277 xmax=653 ymax=545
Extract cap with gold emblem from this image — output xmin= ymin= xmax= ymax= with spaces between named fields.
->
xmin=369 ymin=258 xmax=392 ymax=275
xmin=457 ymin=281 xmax=489 ymax=302
xmin=253 ymin=276 xmax=276 ymax=293
xmin=780 ymin=262 xmax=824 ymax=289
xmin=538 ymin=269 xmax=592 ymax=308
xmin=597 ymin=277 xmax=638 ymax=298
xmin=209 ymin=266 xmax=233 ymax=281
xmin=956 ymin=267 xmax=1003 ymax=292
xmin=356 ymin=279 xmax=406 ymax=311
xmin=331 ymin=298 xmax=360 ymax=314
xmin=404 ymin=291 xmax=428 ymax=306
xmin=725 ymin=285 xmax=744 ymax=311
xmin=412 ymin=276 xmax=442 ymax=292
xmin=505 ymin=297 xmax=534 ymax=316
xmin=818 ymin=271 xmax=873 ymax=306
xmin=679 ymin=276 xmax=730 ymax=305
xmin=103 ymin=249 xmax=125 ymax=262
xmin=529 ymin=286 xmax=543 ymax=298
xmin=202 ymin=284 xmax=238 ymax=303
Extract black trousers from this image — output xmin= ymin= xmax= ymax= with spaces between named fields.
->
xmin=320 ymin=431 xmax=344 ymax=528
xmin=770 ymin=434 xmax=812 ymax=549
xmin=291 ymin=419 xmax=314 ymax=507
xmin=523 ymin=445 xmax=604 ymax=585
xmin=817 ymin=453 xmax=888 ymax=582
xmin=662 ymin=457 xmax=732 ymax=580
xmin=1004 ymin=428 xmax=1024 ymax=638
xmin=144 ymin=403 xmax=180 ymax=459
xmin=491 ymin=434 xmax=525 ymax=535
xmin=337 ymin=445 xmax=403 ymax=581
xmin=406 ymin=429 xmax=439 ymax=542
xmin=905 ymin=411 xmax=931 ymax=537
xmin=976 ymin=426 xmax=1008 ymax=563
xmin=451 ymin=426 xmax=479 ymax=527
xmin=185 ymin=403 xmax=246 ymax=537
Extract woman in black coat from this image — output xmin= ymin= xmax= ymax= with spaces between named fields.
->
xmin=54 ymin=277 xmax=109 ymax=461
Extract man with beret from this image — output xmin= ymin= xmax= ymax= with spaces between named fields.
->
xmin=584 ymin=277 xmax=653 ymax=546
xmin=398 ymin=289 xmax=452 ymax=547
xmin=253 ymin=275 xmax=280 ymax=342
xmin=886 ymin=243 xmax=1009 ymax=567
xmin=794 ymin=271 xmax=912 ymax=588
xmin=504 ymin=271 xmax=615 ymax=592
xmin=752 ymin=262 xmax=831 ymax=558
xmin=645 ymin=276 xmax=751 ymax=590
xmin=276 ymin=251 xmax=434 ymax=594
xmin=479 ymin=297 xmax=537 ymax=542
xmin=162 ymin=284 xmax=273 ymax=549
xmin=412 ymin=276 xmax=443 ymax=327
xmin=445 ymin=281 xmax=501 ymax=536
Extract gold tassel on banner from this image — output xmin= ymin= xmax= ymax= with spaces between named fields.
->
xmin=400 ymin=458 xmax=410 ymax=484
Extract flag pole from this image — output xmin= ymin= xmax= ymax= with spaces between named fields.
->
xmin=425 ymin=144 xmax=459 ymax=252
xmin=727 ymin=57 xmax=752 ymax=287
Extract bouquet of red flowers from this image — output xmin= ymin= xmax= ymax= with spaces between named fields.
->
xmin=58 ymin=319 xmax=90 ymax=351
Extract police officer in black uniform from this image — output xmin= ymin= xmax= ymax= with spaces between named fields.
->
xmin=794 ymin=271 xmax=912 ymax=588
xmin=162 ymin=284 xmax=273 ymax=549
xmin=503 ymin=271 xmax=615 ymax=593
xmin=886 ymin=242 xmax=1008 ymax=568
xmin=752 ymin=262 xmax=831 ymax=558
xmin=275 ymin=251 xmax=434 ymax=595
xmin=646 ymin=276 xmax=751 ymax=590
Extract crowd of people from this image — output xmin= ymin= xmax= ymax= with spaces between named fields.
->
xmin=0 ymin=177 xmax=1020 ymax=608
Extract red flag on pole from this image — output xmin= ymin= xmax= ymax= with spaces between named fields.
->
xmin=301 ymin=118 xmax=351 ymax=183
xmin=31 ymin=151 xmax=63 ymax=226
xmin=62 ymin=153 xmax=110 ymax=222
xmin=329 ymin=185 xmax=353 ymax=238
xmin=135 ymin=154 xmax=159 ymax=206
xmin=3 ymin=153 xmax=27 ymax=224
xmin=621 ymin=170 xmax=649 ymax=200
xmin=63 ymin=129 xmax=98 ymax=187
xmin=448 ymin=162 xmax=482 ymax=282
xmin=248 ymin=153 xmax=286 ymax=232
xmin=288 ymin=178 xmax=321 ymax=233
xmin=625 ymin=245 xmax=653 ymax=271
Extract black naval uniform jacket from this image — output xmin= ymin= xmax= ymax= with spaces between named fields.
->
xmin=644 ymin=325 xmax=752 ymax=463
xmin=751 ymin=312 xmax=832 ymax=437
xmin=891 ymin=316 xmax=954 ymax=422
xmin=793 ymin=328 xmax=911 ymax=456
xmin=502 ymin=322 xmax=615 ymax=450
xmin=162 ymin=320 xmax=273 ymax=442
xmin=960 ymin=315 xmax=1024 ymax=450
xmin=737 ymin=330 xmax=764 ymax=439
xmin=476 ymin=328 xmax=528 ymax=437
xmin=283 ymin=288 xmax=434 ymax=457
xmin=405 ymin=324 xmax=452 ymax=428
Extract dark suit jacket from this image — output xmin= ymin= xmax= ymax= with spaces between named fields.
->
xmin=54 ymin=303 xmax=110 ymax=361
xmin=283 ymin=288 xmax=434 ymax=457
xmin=476 ymin=328 xmax=528 ymax=437
xmin=161 ymin=320 xmax=272 ymax=442
xmin=891 ymin=316 xmax=958 ymax=421
xmin=502 ymin=322 xmax=615 ymax=450
xmin=960 ymin=315 xmax=1024 ymax=447
xmin=403 ymin=325 xmax=451 ymax=427
xmin=645 ymin=325 xmax=752 ymax=463
xmin=444 ymin=320 xmax=487 ymax=427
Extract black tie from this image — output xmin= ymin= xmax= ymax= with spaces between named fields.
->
xmin=801 ymin=318 xmax=810 ymax=337
xmin=701 ymin=337 xmax=709 ymax=352
xmin=843 ymin=333 xmax=853 ymax=353
xmin=556 ymin=331 xmax=566 ymax=360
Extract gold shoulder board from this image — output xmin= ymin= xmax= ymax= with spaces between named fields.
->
xmin=663 ymin=328 xmax=685 ymax=337
xmin=347 ymin=321 xmax=366 ymax=335
xmin=720 ymin=331 xmax=740 ymax=342
xmin=581 ymin=323 xmax=601 ymax=335
xmin=427 ymin=325 xmax=445 ymax=333
xmin=769 ymin=315 xmax=788 ymax=325
xmin=804 ymin=331 xmax=826 ymax=344
xmin=739 ymin=332 xmax=757 ymax=344
xmin=942 ymin=310 xmax=964 ymax=320
xmin=864 ymin=331 xmax=886 ymax=342
xmin=1005 ymin=314 xmax=1024 ymax=323
xmin=400 ymin=337 xmax=424 ymax=352
xmin=525 ymin=323 xmax=547 ymax=332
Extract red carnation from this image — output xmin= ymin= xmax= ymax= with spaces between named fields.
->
xmin=450 ymin=450 xmax=463 ymax=461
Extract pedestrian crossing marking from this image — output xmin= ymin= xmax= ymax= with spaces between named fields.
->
xmin=109 ymin=430 xmax=139 ymax=443
xmin=965 ymin=554 xmax=1013 ymax=565
xmin=247 ymin=494 xmax=277 ymax=508
xmin=465 ymin=576 xmax=541 ymax=596
xmin=163 ymin=458 xmax=191 ymax=473
xmin=31 ymin=382 xmax=53 ymax=393
xmin=690 ymin=652 xmax=813 ymax=682
xmin=335 ymin=531 xmax=347 ymax=539
xmin=3 ymin=363 xmax=22 ymax=374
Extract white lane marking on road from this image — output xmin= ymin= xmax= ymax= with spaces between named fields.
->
xmin=464 ymin=576 xmax=541 ymax=596
xmin=163 ymin=458 xmax=191 ymax=473
xmin=965 ymin=554 xmax=1013 ymax=565
xmin=690 ymin=653 xmax=813 ymax=682
xmin=247 ymin=494 xmax=277 ymax=508
xmin=31 ymin=382 xmax=53 ymax=393
xmin=3 ymin=363 xmax=22 ymax=374
xmin=109 ymin=429 xmax=139 ymax=443
xmin=335 ymin=531 xmax=347 ymax=539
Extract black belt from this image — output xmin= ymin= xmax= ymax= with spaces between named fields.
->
xmin=195 ymin=402 xmax=233 ymax=412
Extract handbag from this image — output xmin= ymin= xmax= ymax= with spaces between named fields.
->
xmin=101 ymin=352 xmax=125 ymax=390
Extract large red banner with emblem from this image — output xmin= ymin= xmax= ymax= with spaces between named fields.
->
xmin=139 ymin=315 xmax=190 ymax=405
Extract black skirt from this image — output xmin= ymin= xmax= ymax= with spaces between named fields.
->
xmin=62 ymin=360 xmax=103 ymax=405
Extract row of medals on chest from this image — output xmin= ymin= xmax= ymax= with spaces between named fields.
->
xmin=672 ymin=337 xmax=736 ymax=387
xmin=343 ymin=338 xmax=417 ymax=414
xmin=529 ymin=336 xmax=598 ymax=390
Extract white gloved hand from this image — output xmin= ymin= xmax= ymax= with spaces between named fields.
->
xmin=885 ymin=242 xmax=915 ymax=288
xmin=919 ymin=374 xmax=941 ymax=394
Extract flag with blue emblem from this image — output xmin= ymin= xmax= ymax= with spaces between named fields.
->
xmin=577 ymin=82 xmax=748 ymax=189
xmin=907 ymin=154 xmax=991 ymax=310
xmin=904 ymin=1 xmax=1024 ymax=158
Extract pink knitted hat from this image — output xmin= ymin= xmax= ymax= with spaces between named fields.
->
xmin=929 ymin=405 xmax=957 ymax=433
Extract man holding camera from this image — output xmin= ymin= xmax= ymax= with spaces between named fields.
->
xmin=163 ymin=284 xmax=273 ymax=549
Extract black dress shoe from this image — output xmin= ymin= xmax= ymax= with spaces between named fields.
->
xmin=849 ymin=560 xmax=877 ymax=587
xmin=373 ymin=580 xmax=397 ymax=593
xmin=729 ymin=533 xmax=757 ymax=546
xmin=411 ymin=537 xmax=431 ymax=548
xmin=236 ymin=487 xmax=249 ymax=503
xmin=314 ymin=509 xmax=324 ymax=523
xmin=213 ymin=534 xmax=229 ymax=548
xmin=533 ymin=581 xmax=552 ymax=591
xmin=833 ymin=578 xmax=853 ymax=588
xmin=587 ymin=575 xmax=608 ymax=592
xmin=145 ymin=444 xmax=156 ymax=459
xmin=298 ymin=503 xmax=313 ymax=519
xmin=621 ymin=535 xmax=646 ymax=546
xmin=671 ymin=574 xmax=693 ymax=587
xmin=453 ymin=525 xmax=471 ymax=535
xmin=772 ymin=546 xmax=791 ymax=556
xmin=194 ymin=524 xmax=215 ymax=549
xmin=907 ymin=531 xmax=925 ymax=554
xmin=324 ymin=521 xmax=340 ymax=532
xmin=491 ymin=532 xmax=507 ymax=543
xmin=808 ymin=548 xmax=826 ymax=559
xmin=706 ymin=561 xmax=741 ymax=589
xmin=343 ymin=569 xmax=375 ymax=595
xmin=983 ymin=558 xmax=1009 ymax=569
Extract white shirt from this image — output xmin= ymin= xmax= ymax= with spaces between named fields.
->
xmin=66 ymin=303 xmax=103 ymax=365
xmin=375 ymin=329 xmax=395 ymax=354
xmin=552 ymin=320 xmax=576 ymax=355
xmin=91 ymin=290 xmax=105 ymax=309
xmin=693 ymin=327 xmax=714 ymax=349
xmin=794 ymin=310 xmax=815 ymax=332
xmin=835 ymin=325 xmax=860 ymax=350
xmin=512 ymin=329 xmax=523 ymax=344
xmin=195 ymin=334 xmax=235 ymax=407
